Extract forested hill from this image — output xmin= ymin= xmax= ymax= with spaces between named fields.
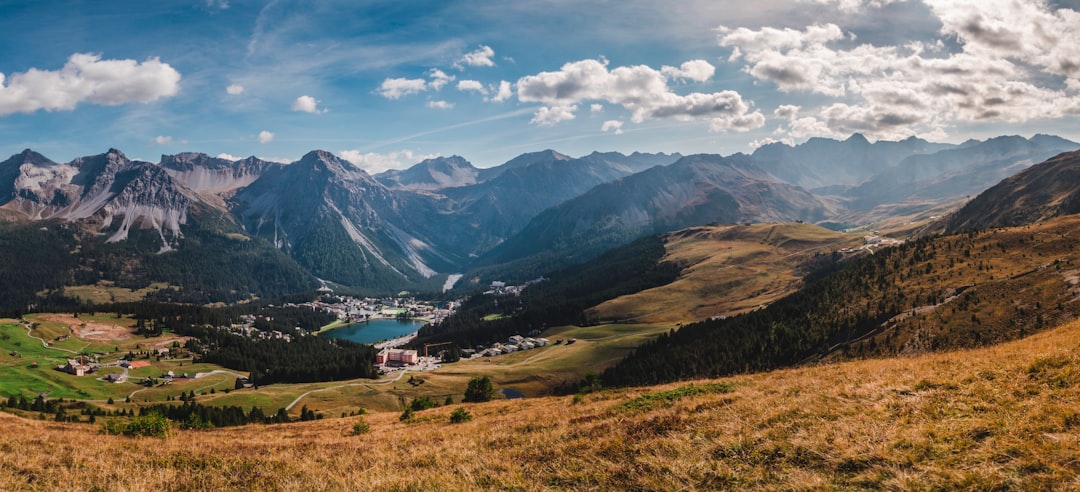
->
xmin=412 ymin=235 xmax=681 ymax=349
xmin=599 ymin=215 xmax=1080 ymax=388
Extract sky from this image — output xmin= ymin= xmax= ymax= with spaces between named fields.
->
xmin=2 ymin=0 xmax=1080 ymax=171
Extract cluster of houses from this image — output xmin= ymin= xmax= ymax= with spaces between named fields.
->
xmin=294 ymin=295 xmax=460 ymax=326
xmin=60 ymin=355 xmax=99 ymax=376
xmin=226 ymin=315 xmax=296 ymax=341
xmin=484 ymin=278 xmax=546 ymax=297
xmin=471 ymin=335 xmax=551 ymax=358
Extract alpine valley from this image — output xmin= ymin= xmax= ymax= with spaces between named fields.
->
xmin=0 ymin=133 xmax=1074 ymax=310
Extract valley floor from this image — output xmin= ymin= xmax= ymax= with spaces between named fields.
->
xmin=4 ymin=317 xmax=1080 ymax=489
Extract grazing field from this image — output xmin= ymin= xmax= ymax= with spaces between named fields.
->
xmin=591 ymin=222 xmax=862 ymax=323
xmin=56 ymin=281 xmax=175 ymax=304
xmin=5 ymin=314 xmax=1080 ymax=489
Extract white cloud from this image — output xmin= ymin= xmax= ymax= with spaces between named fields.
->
xmin=801 ymin=0 xmax=905 ymax=12
xmin=719 ymin=0 xmax=1080 ymax=140
xmin=0 ymin=53 xmax=180 ymax=116
xmin=454 ymin=45 xmax=496 ymax=69
xmin=258 ymin=130 xmax=274 ymax=144
xmin=456 ymin=80 xmax=487 ymax=94
xmin=427 ymin=100 xmax=454 ymax=110
xmin=485 ymin=80 xmax=513 ymax=102
xmin=427 ymin=69 xmax=454 ymax=90
xmin=290 ymin=95 xmax=324 ymax=113
xmin=339 ymin=149 xmax=439 ymax=174
xmin=206 ymin=0 xmax=229 ymax=9
xmin=590 ymin=104 xmax=603 ymax=112
xmin=530 ymin=104 xmax=578 ymax=126
xmin=516 ymin=58 xmax=764 ymax=131
xmin=154 ymin=135 xmax=173 ymax=145
xmin=601 ymin=120 xmax=624 ymax=134
xmin=226 ymin=84 xmax=244 ymax=95
xmin=661 ymin=59 xmax=716 ymax=82
xmin=774 ymin=104 xmax=801 ymax=120
xmin=749 ymin=137 xmax=795 ymax=149
xmin=217 ymin=153 xmax=240 ymax=161
xmin=376 ymin=77 xmax=428 ymax=99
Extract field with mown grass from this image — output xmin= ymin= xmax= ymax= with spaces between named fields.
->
xmin=5 ymin=315 xmax=1080 ymax=489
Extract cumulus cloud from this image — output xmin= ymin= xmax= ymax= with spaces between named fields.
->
xmin=226 ymin=84 xmax=244 ymax=95
xmin=378 ymin=69 xmax=458 ymax=99
xmin=290 ymin=95 xmax=324 ymax=113
xmin=456 ymin=80 xmax=487 ymax=94
xmin=339 ymin=149 xmax=439 ymax=174
xmin=454 ymin=45 xmax=496 ymax=69
xmin=590 ymin=104 xmax=604 ymax=112
xmin=516 ymin=58 xmax=764 ymax=131
xmin=601 ymin=120 xmax=624 ymax=134
xmin=661 ymin=60 xmax=716 ymax=82
xmin=427 ymin=100 xmax=454 ymax=110
xmin=0 ymin=53 xmax=180 ymax=116
xmin=376 ymin=77 xmax=428 ymax=99
xmin=530 ymin=104 xmax=578 ymax=126
xmin=719 ymin=0 xmax=1080 ymax=140
xmin=427 ymin=69 xmax=454 ymax=90
xmin=217 ymin=153 xmax=240 ymax=161
xmin=485 ymin=80 xmax=513 ymax=102
xmin=258 ymin=130 xmax=274 ymax=144
xmin=154 ymin=135 xmax=173 ymax=145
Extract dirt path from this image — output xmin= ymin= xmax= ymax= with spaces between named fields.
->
xmin=284 ymin=369 xmax=410 ymax=411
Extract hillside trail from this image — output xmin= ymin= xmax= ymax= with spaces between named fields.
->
xmin=284 ymin=367 xmax=410 ymax=411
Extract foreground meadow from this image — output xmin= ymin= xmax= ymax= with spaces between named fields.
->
xmin=3 ymin=317 xmax=1080 ymax=490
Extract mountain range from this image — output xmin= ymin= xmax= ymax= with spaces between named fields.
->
xmin=0 ymin=133 xmax=1075 ymax=307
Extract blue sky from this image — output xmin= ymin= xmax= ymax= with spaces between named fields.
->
xmin=2 ymin=0 xmax=1080 ymax=170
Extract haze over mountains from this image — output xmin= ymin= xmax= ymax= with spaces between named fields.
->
xmin=0 ymin=133 xmax=1075 ymax=306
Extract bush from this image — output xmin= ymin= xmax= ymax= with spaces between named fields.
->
xmin=103 ymin=413 xmax=171 ymax=438
xmin=400 ymin=407 xmax=414 ymax=422
xmin=464 ymin=376 xmax=495 ymax=403
xmin=449 ymin=408 xmax=472 ymax=424
xmin=410 ymin=396 xmax=438 ymax=411
xmin=350 ymin=419 xmax=370 ymax=435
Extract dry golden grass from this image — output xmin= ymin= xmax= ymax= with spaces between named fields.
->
xmin=57 ymin=281 xmax=175 ymax=304
xmin=5 ymin=316 xmax=1080 ymax=489
xmin=592 ymin=222 xmax=861 ymax=323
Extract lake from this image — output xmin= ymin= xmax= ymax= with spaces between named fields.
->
xmin=322 ymin=319 xmax=428 ymax=345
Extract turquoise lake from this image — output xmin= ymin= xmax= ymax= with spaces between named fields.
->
xmin=322 ymin=319 xmax=427 ymax=345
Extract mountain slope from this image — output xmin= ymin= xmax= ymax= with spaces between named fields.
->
xmin=5 ymin=316 xmax=1080 ymax=489
xmin=751 ymin=133 xmax=955 ymax=189
xmin=231 ymin=150 xmax=457 ymax=290
xmin=846 ymin=134 xmax=1079 ymax=211
xmin=376 ymin=155 xmax=479 ymax=191
xmin=946 ymin=149 xmax=1080 ymax=233
xmin=589 ymin=223 xmax=862 ymax=323
xmin=601 ymin=214 xmax=1080 ymax=387
xmin=475 ymin=153 xmax=828 ymax=280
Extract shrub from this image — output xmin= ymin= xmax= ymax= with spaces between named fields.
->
xmin=464 ymin=376 xmax=495 ymax=403
xmin=400 ymin=407 xmax=414 ymax=422
xmin=449 ymin=408 xmax=472 ymax=424
xmin=351 ymin=419 xmax=370 ymax=435
xmin=103 ymin=413 xmax=171 ymax=438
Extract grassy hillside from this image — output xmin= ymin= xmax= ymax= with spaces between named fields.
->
xmin=5 ymin=316 xmax=1080 ymax=489
xmin=601 ymin=214 xmax=1080 ymax=387
xmin=590 ymin=222 xmax=861 ymax=323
